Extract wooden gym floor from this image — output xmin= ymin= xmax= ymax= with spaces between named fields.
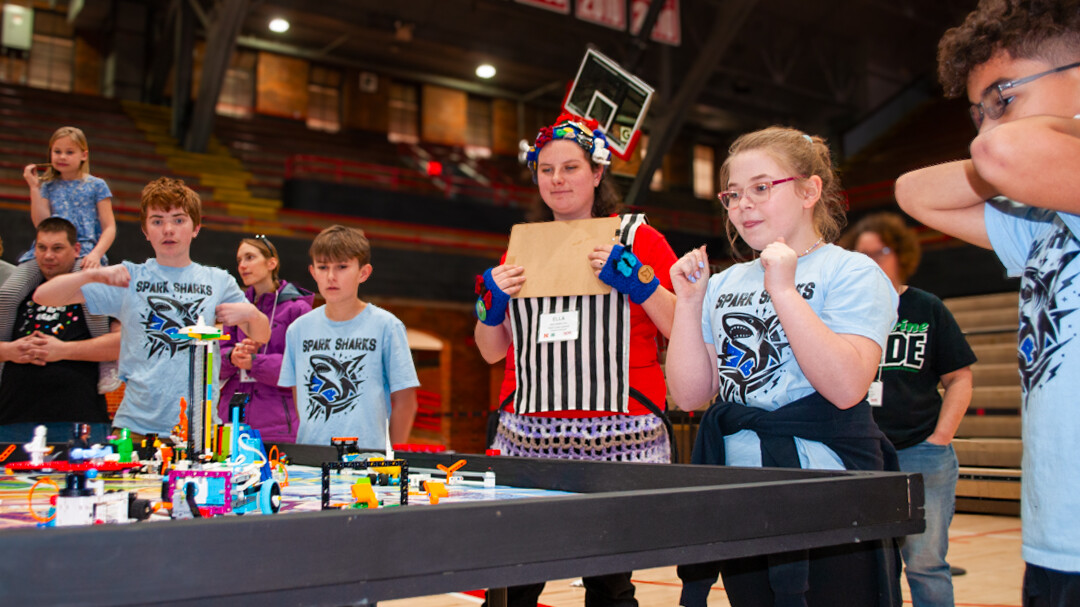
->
xmin=385 ymin=513 xmax=1023 ymax=606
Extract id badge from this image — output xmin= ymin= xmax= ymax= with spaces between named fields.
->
xmin=867 ymin=380 xmax=883 ymax=406
xmin=537 ymin=310 xmax=580 ymax=343
xmin=239 ymin=369 xmax=256 ymax=383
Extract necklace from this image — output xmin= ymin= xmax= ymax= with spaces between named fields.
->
xmin=799 ymin=237 xmax=824 ymax=257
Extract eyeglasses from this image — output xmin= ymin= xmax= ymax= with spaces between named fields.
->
xmin=860 ymin=246 xmax=892 ymax=260
xmin=717 ymin=176 xmax=805 ymax=210
xmin=969 ymin=61 xmax=1080 ymax=129
xmin=253 ymin=234 xmax=278 ymax=258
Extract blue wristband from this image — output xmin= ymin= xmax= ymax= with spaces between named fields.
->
xmin=598 ymin=244 xmax=659 ymax=305
xmin=475 ymin=268 xmax=511 ymax=326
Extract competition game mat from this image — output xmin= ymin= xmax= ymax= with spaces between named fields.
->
xmin=0 ymin=462 xmax=574 ymax=530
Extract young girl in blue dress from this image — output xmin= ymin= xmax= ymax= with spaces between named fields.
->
xmin=667 ymin=127 xmax=901 ymax=606
xmin=20 ymin=126 xmax=115 ymax=269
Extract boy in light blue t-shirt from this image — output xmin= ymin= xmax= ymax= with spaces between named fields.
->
xmin=279 ymin=225 xmax=418 ymax=449
xmin=34 ymin=177 xmax=269 ymax=435
xmin=896 ymin=1 xmax=1080 ymax=599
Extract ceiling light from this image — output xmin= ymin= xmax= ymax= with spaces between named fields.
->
xmin=269 ymin=18 xmax=290 ymax=33
xmin=476 ymin=64 xmax=496 ymax=79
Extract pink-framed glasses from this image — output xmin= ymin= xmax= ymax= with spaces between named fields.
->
xmin=717 ymin=175 xmax=805 ymax=210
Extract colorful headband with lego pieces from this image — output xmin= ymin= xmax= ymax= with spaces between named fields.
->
xmin=525 ymin=113 xmax=612 ymax=182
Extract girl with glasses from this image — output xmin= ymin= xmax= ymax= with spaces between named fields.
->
xmin=218 ymin=235 xmax=313 ymax=443
xmin=668 ymin=127 xmax=901 ymax=606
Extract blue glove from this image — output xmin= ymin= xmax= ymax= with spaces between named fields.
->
xmin=598 ymin=244 xmax=659 ymax=304
xmin=474 ymin=268 xmax=511 ymax=326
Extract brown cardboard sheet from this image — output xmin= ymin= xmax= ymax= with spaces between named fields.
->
xmin=505 ymin=217 xmax=621 ymax=298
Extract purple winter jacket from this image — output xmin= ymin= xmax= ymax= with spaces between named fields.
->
xmin=218 ymin=279 xmax=314 ymax=442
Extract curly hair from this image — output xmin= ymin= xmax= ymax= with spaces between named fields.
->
xmin=938 ymin=0 xmax=1080 ymax=98
xmin=840 ymin=212 xmax=921 ymax=281
xmin=140 ymin=177 xmax=201 ymax=227
xmin=718 ymin=127 xmax=847 ymax=254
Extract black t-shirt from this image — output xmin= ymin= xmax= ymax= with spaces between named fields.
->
xmin=872 ymin=287 xmax=978 ymax=449
xmin=0 ymin=293 xmax=108 ymax=425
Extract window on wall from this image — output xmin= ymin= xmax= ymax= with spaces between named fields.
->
xmin=307 ymin=65 xmax=342 ymax=133
xmin=693 ymin=144 xmax=715 ymax=199
xmin=27 ymin=11 xmax=75 ymax=92
xmin=388 ymin=81 xmax=419 ymax=144
xmin=216 ymin=50 xmax=256 ymax=119
xmin=466 ymin=96 xmax=492 ymax=158
xmin=27 ymin=34 xmax=73 ymax=91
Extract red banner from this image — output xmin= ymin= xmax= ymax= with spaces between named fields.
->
xmin=576 ymin=0 xmax=627 ymax=31
xmin=630 ymin=0 xmax=681 ymax=46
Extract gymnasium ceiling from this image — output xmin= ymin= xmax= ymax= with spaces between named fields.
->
xmin=229 ymin=0 xmax=980 ymax=141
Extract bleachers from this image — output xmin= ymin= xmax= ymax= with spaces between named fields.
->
xmin=0 ymin=84 xmax=510 ymax=257
xmin=0 ymin=84 xmax=222 ymax=215
xmin=946 ymin=292 xmax=1022 ymax=516
xmin=214 ymin=114 xmax=406 ymax=201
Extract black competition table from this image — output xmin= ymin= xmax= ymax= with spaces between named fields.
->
xmin=0 ymin=445 xmax=924 ymax=606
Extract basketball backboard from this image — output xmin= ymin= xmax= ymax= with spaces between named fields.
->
xmin=564 ymin=48 xmax=654 ymax=160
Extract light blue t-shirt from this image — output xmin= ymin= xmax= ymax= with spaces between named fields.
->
xmin=82 ymin=259 xmax=245 ymax=434
xmin=18 ymin=176 xmax=112 ymax=263
xmin=985 ymin=200 xmax=1080 ymax=572
xmin=279 ymin=304 xmax=420 ymax=449
xmin=701 ymin=244 xmax=898 ymax=470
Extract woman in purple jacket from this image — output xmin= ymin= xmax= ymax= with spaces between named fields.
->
xmin=218 ymin=235 xmax=314 ymax=442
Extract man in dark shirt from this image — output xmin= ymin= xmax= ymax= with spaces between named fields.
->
xmin=0 ymin=217 xmax=120 ymax=444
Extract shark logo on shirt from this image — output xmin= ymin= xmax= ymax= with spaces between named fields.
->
xmin=1017 ymin=229 xmax=1079 ymax=400
xmin=717 ymin=312 xmax=788 ymax=401
xmin=142 ymin=296 xmax=203 ymax=357
xmin=305 ymin=353 xmax=367 ymax=421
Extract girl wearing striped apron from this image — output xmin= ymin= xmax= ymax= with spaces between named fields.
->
xmin=473 ymin=113 xmax=678 ymax=607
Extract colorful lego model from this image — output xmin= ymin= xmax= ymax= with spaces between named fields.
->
xmin=23 ymin=425 xmax=52 ymax=465
xmin=349 ymin=477 xmax=379 ymax=509
xmin=7 ymin=424 xmax=141 ymax=475
xmin=267 ymin=445 xmax=289 ymax=488
xmin=68 ymin=445 xmax=116 ymax=463
xmin=364 ymin=457 xmax=403 ymax=486
xmin=410 ymin=460 xmax=496 ymax=489
xmin=9 ymin=425 xmax=150 ymax=527
xmin=26 ymin=466 xmax=152 ymax=527
xmin=331 ymin=436 xmax=361 ymax=462
xmin=107 ymin=429 xmax=135 ymax=463
xmin=175 ymin=315 xmax=230 ymax=460
xmin=392 ymin=443 xmax=447 ymax=454
xmin=68 ymin=422 xmax=93 ymax=451
xmin=7 ymin=459 xmax=142 ymax=474
xmin=437 ymin=459 xmax=468 ymax=484
xmin=422 ymin=480 xmax=448 ymax=505
xmin=320 ymin=458 xmax=409 ymax=510
xmin=135 ymin=433 xmax=162 ymax=461
xmin=162 ymin=396 xmax=280 ymax=518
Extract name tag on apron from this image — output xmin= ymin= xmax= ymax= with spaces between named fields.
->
xmin=537 ymin=310 xmax=580 ymax=343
